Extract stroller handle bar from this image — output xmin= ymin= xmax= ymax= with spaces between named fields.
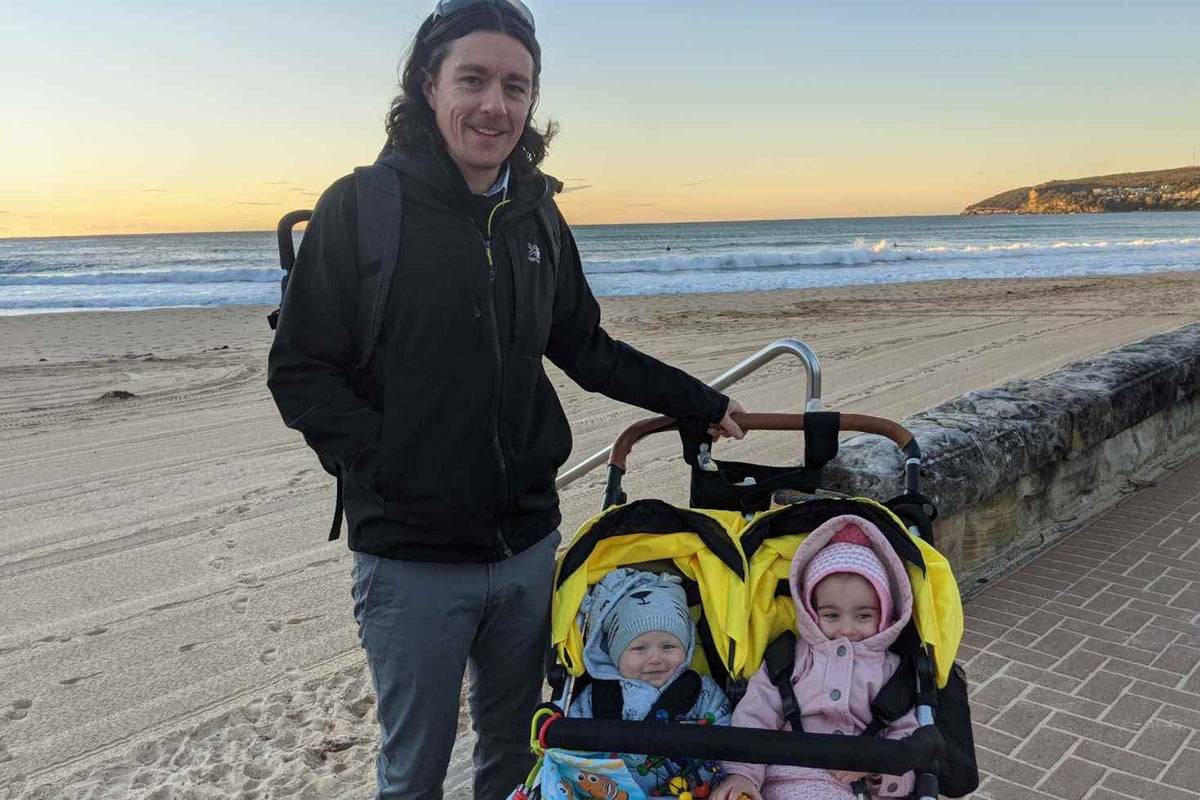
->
xmin=556 ymin=338 xmax=822 ymax=491
xmin=609 ymin=412 xmax=915 ymax=471
xmin=602 ymin=411 xmax=923 ymax=510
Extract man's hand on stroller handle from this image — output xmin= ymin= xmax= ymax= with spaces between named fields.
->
xmin=709 ymin=398 xmax=746 ymax=441
xmin=711 ymin=774 xmax=761 ymax=800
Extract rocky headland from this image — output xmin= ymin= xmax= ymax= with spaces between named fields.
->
xmin=963 ymin=166 xmax=1200 ymax=215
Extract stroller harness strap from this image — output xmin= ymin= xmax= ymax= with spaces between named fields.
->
xmin=762 ymin=629 xmax=913 ymax=739
xmin=764 ymin=630 xmax=805 ymax=732
xmin=590 ymin=669 xmax=703 ymax=722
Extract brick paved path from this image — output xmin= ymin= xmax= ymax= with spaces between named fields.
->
xmin=960 ymin=456 xmax=1200 ymax=800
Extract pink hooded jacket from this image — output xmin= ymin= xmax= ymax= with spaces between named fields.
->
xmin=722 ymin=514 xmax=919 ymax=799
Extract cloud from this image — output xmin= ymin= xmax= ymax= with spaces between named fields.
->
xmin=265 ymin=180 xmax=313 ymax=193
xmin=562 ymin=177 xmax=591 ymax=182
xmin=681 ymin=179 xmax=713 ymax=187
xmin=235 ymin=201 xmax=279 ymax=206
xmin=0 ymin=210 xmax=8 ymax=214
xmin=625 ymin=203 xmax=657 ymax=208
xmin=83 ymin=222 xmax=155 ymax=232
xmin=561 ymin=184 xmax=594 ymax=194
xmin=141 ymin=188 xmax=168 ymax=194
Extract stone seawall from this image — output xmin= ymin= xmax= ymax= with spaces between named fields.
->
xmin=825 ymin=323 xmax=1200 ymax=592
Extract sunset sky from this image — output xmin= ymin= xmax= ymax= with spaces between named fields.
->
xmin=3 ymin=1 xmax=1198 ymax=238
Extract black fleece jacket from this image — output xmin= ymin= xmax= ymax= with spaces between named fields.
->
xmin=267 ymin=146 xmax=728 ymax=562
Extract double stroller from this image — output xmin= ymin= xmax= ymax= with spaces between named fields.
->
xmin=517 ymin=405 xmax=979 ymax=800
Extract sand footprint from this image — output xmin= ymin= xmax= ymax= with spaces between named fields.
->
xmin=83 ymin=626 xmax=108 ymax=637
xmin=132 ymin=739 xmax=161 ymax=765
xmin=4 ymin=699 xmax=32 ymax=721
xmin=259 ymin=648 xmax=279 ymax=664
xmin=237 ymin=572 xmax=263 ymax=588
xmin=224 ymin=538 xmax=237 ymax=549
xmin=208 ymin=555 xmax=230 ymax=570
xmin=178 ymin=642 xmax=202 ymax=653
xmin=59 ymin=671 xmax=103 ymax=686
xmin=240 ymin=699 xmax=264 ymax=724
xmin=231 ymin=596 xmax=249 ymax=614
xmin=266 ymin=620 xmax=283 ymax=633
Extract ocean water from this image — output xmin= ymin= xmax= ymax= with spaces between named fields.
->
xmin=1 ymin=212 xmax=1198 ymax=315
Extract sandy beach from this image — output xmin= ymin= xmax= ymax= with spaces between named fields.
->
xmin=2 ymin=272 xmax=1198 ymax=799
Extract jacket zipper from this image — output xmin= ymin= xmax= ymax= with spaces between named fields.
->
xmin=480 ymin=199 xmax=514 ymax=557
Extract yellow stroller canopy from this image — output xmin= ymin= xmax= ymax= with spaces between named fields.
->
xmin=551 ymin=498 xmax=752 ymax=682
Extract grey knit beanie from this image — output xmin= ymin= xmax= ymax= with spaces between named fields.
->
xmin=602 ymin=576 xmax=693 ymax=666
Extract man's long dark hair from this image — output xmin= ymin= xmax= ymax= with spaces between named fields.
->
xmin=385 ymin=5 xmax=556 ymax=177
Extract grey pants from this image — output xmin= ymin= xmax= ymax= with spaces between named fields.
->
xmin=351 ymin=531 xmax=559 ymax=800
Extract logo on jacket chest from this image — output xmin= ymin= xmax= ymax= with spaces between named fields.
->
xmin=526 ymin=241 xmax=542 ymax=264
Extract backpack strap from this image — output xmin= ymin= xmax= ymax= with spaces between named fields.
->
xmin=764 ymin=631 xmax=803 ymax=732
xmin=328 ymin=475 xmax=344 ymax=541
xmin=351 ymin=164 xmax=404 ymax=372
xmin=320 ymin=164 xmax=403 ymax=543
xmin=589 ymin=670 xmax=704 ymax=722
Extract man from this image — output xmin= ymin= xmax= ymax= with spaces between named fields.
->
xmin=267 ymin=1 xmax=743 ymax=797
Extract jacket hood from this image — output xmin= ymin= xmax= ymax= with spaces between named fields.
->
xmin=580 ymin=568 xmax=696 ymax=684
xmin=374 ymin=143 xmax=558 ymax=217
xmin=788 ymin=514 xmax=914 ymax=652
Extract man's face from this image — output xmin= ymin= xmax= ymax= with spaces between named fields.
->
xmin=423 ymin=30 xmax=535 ymax=193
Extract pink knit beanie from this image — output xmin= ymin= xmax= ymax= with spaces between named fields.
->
xmin=801 ymin=523 xmax=894 ymax=634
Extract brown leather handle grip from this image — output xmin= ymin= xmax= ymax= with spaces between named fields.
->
xmin=608 ymin=412 xmax=915 ymax=472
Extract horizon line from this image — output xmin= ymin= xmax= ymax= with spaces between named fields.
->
xmin=0 ymin=211 xmax=981 ymax=242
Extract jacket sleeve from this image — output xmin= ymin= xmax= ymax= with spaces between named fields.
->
xmin=545 ymin=211 xmax=729 ymax=424
xmin=266 ymin=175 xmax=383 ymax=484
xmin=718 ymin=663 xmax=784 ymax=789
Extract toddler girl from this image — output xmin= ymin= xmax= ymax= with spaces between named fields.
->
xmin=714 ymin=515 xmax=918 ymax=800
